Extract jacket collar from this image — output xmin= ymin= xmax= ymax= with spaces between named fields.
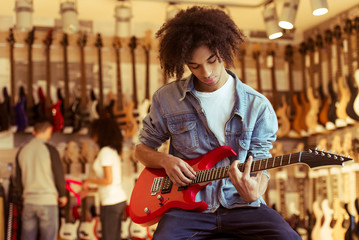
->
xmin=179 ymin=69 xmax=245 ymax=120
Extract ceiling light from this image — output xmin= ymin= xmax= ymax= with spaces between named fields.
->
xmin=15 ymin=0 xmax=33 ymax=32
xmin=114 ymin=0 xmax=132 ymax=38
xmin=279 ymin=0 xmax=298 ymax=30
xmin=311 ymin=0 xmax=328 ymax=16
xmin=263 ymin=4 xmax=283 ymax=40
xmin=60 ymin=0 xmax=79 ymax=34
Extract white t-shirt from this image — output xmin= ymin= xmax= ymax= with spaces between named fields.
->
xmin=194 ymin=75 xmax=235 ymax=145
xmin=93 ymin=146 xmax=127 ymax=205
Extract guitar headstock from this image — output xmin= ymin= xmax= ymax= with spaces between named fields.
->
xmin=95 ymin=33 xmax=103 ymax=48
xmin=301 ymin=149 xmax=352 ymax=168
xmin=129 ymin=36 xmax=137 ymax=50
xmin=344 ymin=18 xmax=353 ymax=35
xmin=77 ymin=32 xmax=87 ymax=48
xmin=306 ymin=37 xmax=315 ymax=52
xmin=315 ymin=33 xmax=324 ymax=49
xmin=284 ymin=44 xmax=293 ymax=63
xmin=355 ymin=17 xmax=359 ymax=33
xmin=143 ymin=30 xmax=152 ymax=52
xmin=61 ymin=33 xmax=69 ymax=47
xmin=43 ymin=29 xmax=53 ymax=47
xmin=333 ymin=25 xmax=342 ymax=41
xmin=113 ymin=36 xmax=121 ymax=50
xmin=299 ymin=42 xmax=307 ymax=56
xmin=25 ymin=27 xmax=35 ymax=46
xmin=324 ymin=29 xmax=333 ymax=46
xmin=7 ymin=28 xmax=15 ymax=45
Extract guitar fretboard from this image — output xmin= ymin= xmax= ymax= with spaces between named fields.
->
xmin=190 ymin=152 xmax=302 ymax=185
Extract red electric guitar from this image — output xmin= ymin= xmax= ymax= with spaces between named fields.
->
xmin=129 ymin=146 xmax=352 ymax=226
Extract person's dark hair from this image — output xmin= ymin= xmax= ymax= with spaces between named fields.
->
xmin=89 ymin=118 xmax=123 ymax=155
xmin=156 ymin=6 xmax=246 ymax=80
xmin=33 ymin=119 xmax=52 ymax=134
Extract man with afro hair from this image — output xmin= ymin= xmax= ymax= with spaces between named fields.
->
xmin=135 ymin=6 xmax=301 ymax=240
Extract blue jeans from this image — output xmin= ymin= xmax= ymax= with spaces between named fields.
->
xmin=100 ymin=201 xmax=127 ymax=240
xmin=21 ymin=204 xmax=59 ymax=240
xmin=153 ymin=205 xmax=302 ymax=240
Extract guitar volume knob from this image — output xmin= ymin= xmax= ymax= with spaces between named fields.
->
xmin=144 ymin=208 xmax=151 ymax=214
xmin=157 ymin=195 xmax=164 ymax=202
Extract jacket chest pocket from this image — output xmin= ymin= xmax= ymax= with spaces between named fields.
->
xmin=168 ymin=120 xmax=199 ymax=152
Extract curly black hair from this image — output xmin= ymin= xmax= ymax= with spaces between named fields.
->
xmin=89 ymin=118 xmax=123 ymax=155
xmin=156 ymin=6 xmax=246 ymax=80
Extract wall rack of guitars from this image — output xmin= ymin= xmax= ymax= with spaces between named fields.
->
xmin=0 ymin=17 xmax=358 ymax=139
xmin=1 ymin=15 xmax=359 ymax=240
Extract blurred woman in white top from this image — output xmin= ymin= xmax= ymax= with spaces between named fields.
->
xmin=82 ymin=118 xmax=127 ymax=240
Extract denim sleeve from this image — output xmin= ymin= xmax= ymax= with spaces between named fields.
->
xmin=250 ymin=103 xmax=278 ymax=162
xmin=138 ymin=92 xmax=170 ymax=149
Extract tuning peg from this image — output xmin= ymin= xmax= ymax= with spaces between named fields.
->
xmin=308 ymin=149 xmax=313 ymax=153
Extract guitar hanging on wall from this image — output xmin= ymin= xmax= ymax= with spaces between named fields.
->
xmin=316 ymin=33 xmax=330 ymax=127
xmin=25 ymin=27 xmax=36 ymax=127
xmin=334 ymin=25 xmax=354 ymax=126
xmin=6 ymin=28 xmax=16 ymax=130
xmin=324 ymin=29 xmax=340 ymax=130
xmin=267 ymin=49 xmax=290 ymax=138
xmin=285 ymin=44 xmax=303 ymax=137
xmin=343 ymin=18 xmax=359 ymax=121
xmin=95 ymin=33 xmax=104 ymax=117
xmin=60 ymin=33 xmax=75 ymax=133
xmin=353 ymin=17 xmax=359 ymax=118
xmin=112 ymin=37 xmax=137 ymax=137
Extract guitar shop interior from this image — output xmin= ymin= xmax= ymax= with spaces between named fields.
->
xmin=0 ymin=0 xmax=359 ymax=239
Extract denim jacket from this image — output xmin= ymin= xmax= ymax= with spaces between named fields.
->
xmin=139 ymin=69 xmax=278 ymax=213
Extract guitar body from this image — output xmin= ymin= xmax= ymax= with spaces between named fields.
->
xmin=311 ymin=201 xmax=323 ymax=240
xmin=51 ymin=100 xmax=64 ymax=132
xmin=58 ymin=218 xmax=80 ymax=240
xmin=14 ymin=94 xmax=28 ymax=132
xmin=291 ymin=93 xmax=304 ymax=135
xmin=305 ymin=87 xmax=321 ymax=133
xmin=336 ymin=76 xmax=352 ymax=123
xmin=129 ymin=146 xmax=237 ymax=226
xmin=78 ymin=218 xmax=99 ymax=240
xmin=276 ymin=96 xmax=291 ymax=138
xmin=318 ymin=93 xmax=330 ymax=126
xmin=299 ymin=92 xmax=310 ymax=132
xmin=319 ymin=199 xmax=333 ymax=240
xmin=332 ymin=199 xmax=346 ymax=240
xmin=345 ymin=74 xmax=359 ymax=121
xmin=352 ymin=70 xmax=359 ymax=117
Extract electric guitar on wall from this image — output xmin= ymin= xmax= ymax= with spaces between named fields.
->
xmin=343 ymin=18 xmax=359 ymax=121
xmin=129 ymin=146 xmax=352 ymax=226
xmin=267 ymin=50 xmax=290 ymax=138
xmin=316 ymin=33 xmax=330 ymax=127
xmin=112 ymin=37 xmax=138 ymax=137
xmin=6 ymin=28 xmax=16 ymax=125
xmin=61 ymin=33 xmax=74 ymax=132
xmin=305 ymin=37 xmax=322 ymax=134
xmin=285 ymin=44 xmax=303 ymax=137
xmin=298 ymin=42 xmax=310 ymax=135
xmin=352 ymin=17 xmax=359 ymax=118
xmin=334 ymin=25 xmax=354 ymax=125
xmin=25 ymin=27 xmax=35 ymax=126
xmin=325 ymin=29 xmax=341 ymax=130
xmin=138 ymin=30 xmax=153 ymax=131
xmin=95 ymin=33 xmax=104 ymax=116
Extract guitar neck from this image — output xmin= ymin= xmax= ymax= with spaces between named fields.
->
xmin=80 ymin=46 xmax=87 ymax=108
xmin=97 ymin=45 xmax=103 ymax=111
xmin=8 ymin=29 xmax=16 ymax=106
xmin=188 ymin=152 xmax=302 ymax=185
xmin=27 ymin=42 xmax=34 ymax=108
xmin=144 ymin=47 xmax=150 ymax=100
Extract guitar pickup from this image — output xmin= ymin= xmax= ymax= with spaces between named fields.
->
xmin=151 ymin=177 xmax=163 ymax=195
xmin=161 ymin=176 xmax=173 ymax=194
